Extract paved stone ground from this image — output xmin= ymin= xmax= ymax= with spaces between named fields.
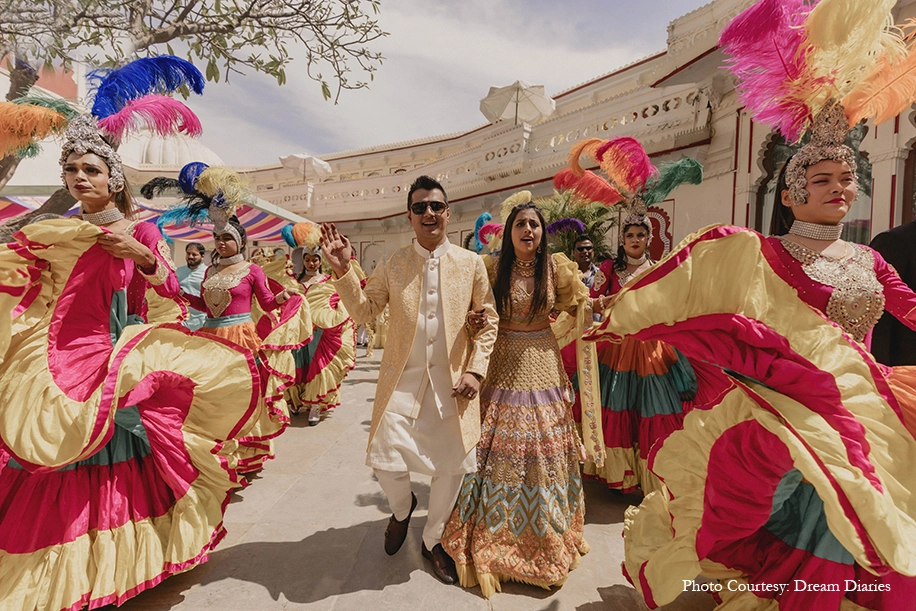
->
xmin=116 ymin=349 xmax=716 ymax=611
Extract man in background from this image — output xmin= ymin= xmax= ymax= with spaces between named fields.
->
xmin=871 ymin=220 xmax=916 ymax=365
xmin=177 ymin=242 xmax=207 ymax=331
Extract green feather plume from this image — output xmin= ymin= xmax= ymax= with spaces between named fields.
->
xmin=643 ymin=158 xmax=703 ymax=206
xmin=12 ymin=95 xmax=80 ymax=121
xmin=15 ymin=142 xmax=42 ymax=158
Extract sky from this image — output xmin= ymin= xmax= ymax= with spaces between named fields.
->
xmin=187 ymin=0 xmax=708 ymax=167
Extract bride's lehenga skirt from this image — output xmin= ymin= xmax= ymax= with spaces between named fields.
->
xmin=441 ymin=328 xmax=588 ymax=598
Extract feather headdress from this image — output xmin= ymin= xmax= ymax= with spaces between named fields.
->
xmin=500 ymin=190 xmax=533 ymax=223
xmin=473 ymin=212 xmax=492 ymax=253
xmin=282 ymin=222 xmax=322 ymax=255
xmin=558 ymin=136 xmax=703 ymax=238
xmin=145 ymin=161 xmax=252 ymax=246
xmin=720 ymin=0 xmax=916 ymax=204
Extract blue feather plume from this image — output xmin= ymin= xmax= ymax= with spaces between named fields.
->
xmin=473 ymin=212 xmax=492 ymax=253
xmin=281 ymin=225 xmax=297 ymax=248
xmin=179 ymin=161 xmax=209 ymax=194
xmin=89 ymin=56 xmax=205 ymax=119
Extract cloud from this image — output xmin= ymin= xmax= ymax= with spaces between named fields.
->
xmin=188 ymin=0 xmax=707 ymax=166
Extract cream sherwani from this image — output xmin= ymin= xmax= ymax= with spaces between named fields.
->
xmin=333 ymin=240 xmax=498 ymax=548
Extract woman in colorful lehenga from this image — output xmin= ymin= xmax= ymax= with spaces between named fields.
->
xmin=0 ymin=110 xmax=269 ymax=611
xmin=555 ymin=136 xmax=702 ymax=495
xmin=280 ymin=222 xmax=357 ymax=426
xmin=608 ymin=3 xmax=916 ymax=609
xmin=441 ymin=194 xmax=598 ymax=598
xmin=144 ymin=163 xmax=311 ymax=472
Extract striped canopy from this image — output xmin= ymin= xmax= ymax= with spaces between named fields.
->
xmin=0 ymin=196 xmax=288 ymax=243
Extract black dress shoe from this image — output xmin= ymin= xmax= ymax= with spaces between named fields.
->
xmin=384 ymin=492 xmax=417 ymax=555
xmin=422 ymin=543 xmax=458 ymax=585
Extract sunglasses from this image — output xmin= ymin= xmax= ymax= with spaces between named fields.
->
xmin=576 ymin=245 xmax=593 ymax=252
xmin=409 ymin=201 xmax=448 ymax=215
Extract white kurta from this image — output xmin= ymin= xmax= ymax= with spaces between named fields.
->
xmin=367 ymin=241 xmax=476 ymax=476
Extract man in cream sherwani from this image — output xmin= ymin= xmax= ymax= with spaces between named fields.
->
xmin=320 ymin=175 xmax=498 ymax=584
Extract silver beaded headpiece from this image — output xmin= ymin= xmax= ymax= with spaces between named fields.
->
xmin=784 ymin=100 xmax=857 ymax=207
xmin=619 ymin=194 xmax=652 ymax=244
xmin=59 ymin=115 xmax=125 ymax=193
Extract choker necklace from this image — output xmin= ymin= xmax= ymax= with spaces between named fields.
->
xmin=626 ymin=254 xmax=647 ymax=266
xmin=219 ymin=254 xmax=245 ymax=266
xmin=789 ymin=220 xmax=843 ymax=241
xmin=512 ymin=258 xmax=536 ymax=277
xmin=82 ymin=208 xmax=125 ymax=226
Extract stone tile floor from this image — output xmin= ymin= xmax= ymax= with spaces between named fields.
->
xmin=115 ymin=349 xmax=716 ymax=611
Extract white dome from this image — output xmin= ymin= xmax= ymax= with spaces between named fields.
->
xmin=120 ymin=130 xmax=224 ymax=169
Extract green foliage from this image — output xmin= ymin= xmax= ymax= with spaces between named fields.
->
xmin=1 ymin=0 xmax=387 ymax=102
xmin=535 ymin=190 xmax=621 ymax=261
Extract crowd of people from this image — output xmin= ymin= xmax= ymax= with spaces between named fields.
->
xmin=5 ymin=1 xmax=916 ymax=610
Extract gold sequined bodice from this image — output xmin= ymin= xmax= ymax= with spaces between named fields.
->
xmin=505 ymin=259 xmax=556 ymax=325
xmin=202 ymin=263 xmax=252 ymax=317
xmin=779 ymin=238 xmax=885 ymax=342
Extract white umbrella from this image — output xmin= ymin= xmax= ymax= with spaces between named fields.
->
xmin=479 ymin=80 xmax=556 ymax=126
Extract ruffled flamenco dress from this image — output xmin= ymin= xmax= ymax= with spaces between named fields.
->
xmin=590 ymin=225 xmax=916 ymax=611
xmin=184 ymin=260 xmax=312 ymax=471
xmin=581 ymin=258 xmax=697 ymax=495
xmin=442 ymin=253 xmax=603 ymax=598
xmin=257 ymin=257 xmax=357 ymax=416
xmin=0 ymin=219 xmax=275 ymax=611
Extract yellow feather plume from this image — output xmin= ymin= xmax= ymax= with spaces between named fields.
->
xmin=195 ymin=166 xmax=250 ymax=206
xmin=806 ymin=0 xmax=903 ymax=101
xmin=844 ymin=34 xmax=916 ymax=127
xmin=500 ymin=190 xmax=533 ymax=223
xmin=0 ymin=102 xmax=69 ymax=157
xmin=567 ymin=138 xmax=604 ymax=177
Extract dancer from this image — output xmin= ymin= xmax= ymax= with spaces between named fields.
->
xmin=0 ymin=67 xmax=268 ymax=611
xmin=177 ymin=242 xmax=208 ymax=330
xmin=144 ymin=162 xmax=311 ymax=471
xmin=556 ymin=136 xmax=702 ymax=495
xmin=441 ymin=193 xmax=599 ymax=598
xmin=320 ymin=175 xmax=498 ymax=585
xmin=282 ymin=222 xmax=358 ymax=425
xmin=608 ymin=2 xmax=916 ymax=609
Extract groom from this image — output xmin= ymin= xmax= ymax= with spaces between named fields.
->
xmin=320 ymin=175 xmax=498 ymax=584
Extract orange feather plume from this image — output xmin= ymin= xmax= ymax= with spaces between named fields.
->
xmin=844 ymin=32 xmax=916 ymax=126
xmin=0 ymin=102 xmax=69 ymax=157
xmin=567 ymin=137 xmax=605 ymax=176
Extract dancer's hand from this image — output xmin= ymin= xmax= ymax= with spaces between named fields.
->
xmin=320 ymin=223 xmax=353 ymax=277
xmin=98 ymin=231 xmax=156 ymax=269
xmin=452 ymin=372 xmax=481 ymax=400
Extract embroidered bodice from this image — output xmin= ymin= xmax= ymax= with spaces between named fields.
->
xmin=591 ymin=259 xmax=654 ymax=298
xmin=769 ymin=237 xmax=916 ymax=346
xmin=505 ymin=259 xmax=557 ymax=325
xmin=184 ymin=262 xmax=282 ymax=319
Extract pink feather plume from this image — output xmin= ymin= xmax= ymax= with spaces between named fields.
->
xmin=719 ymin=0 xmax=826 ymax=142
xmin=595 ymin=136 xmax=656 ymax=193
xmin=478 ymin=222 xmax=504 ymax=245
xmin=554 ymin=168 xmax=623 ymax=206
xmin=97 ymin=94 xmax=203 ymax=141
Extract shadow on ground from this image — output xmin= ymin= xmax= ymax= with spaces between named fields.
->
xmin=576 ymin=584 xmax=717 ymax=611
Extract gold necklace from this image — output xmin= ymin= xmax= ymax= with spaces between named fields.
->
xmin=512 ymin=258 xmax=536 ymax=277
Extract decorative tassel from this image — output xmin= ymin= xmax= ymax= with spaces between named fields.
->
xmin=546 ymin=218 xmax=586 ymax=235
xmin=89 ymin=56 xmax=205 ymax=119
xmin=140 ymin=177 xmax=182 ymax=200
xmin=843 ymin=41 xmax=916 ymax=126
xmin=568 ymin=138 xmax=604 ymax=176
xmin=474 ymin=212 xmax=492 ymax=253
xmin=97 ymin=94 xmax=203 ymax=141
xmin=195 ymin=166 xmax=249 ymax=207
xmin=554 ymin=168 xmax=623 ymax=206
xmin=596 ymin=136 xmax=657 ymax=194
xmin=499 ymin=190 xmax=533 ymax=222
xmin=0 ymin=101 xmax=70 ymax=157
xmin=643 ymin=158 xmax=704 ymax=206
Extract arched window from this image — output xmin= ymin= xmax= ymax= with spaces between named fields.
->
xmin=755 ymin=125 xmax=873 ymax=242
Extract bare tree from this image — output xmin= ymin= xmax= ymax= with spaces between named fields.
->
xmin=0 ymin=0 xmax=386 ymax=219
